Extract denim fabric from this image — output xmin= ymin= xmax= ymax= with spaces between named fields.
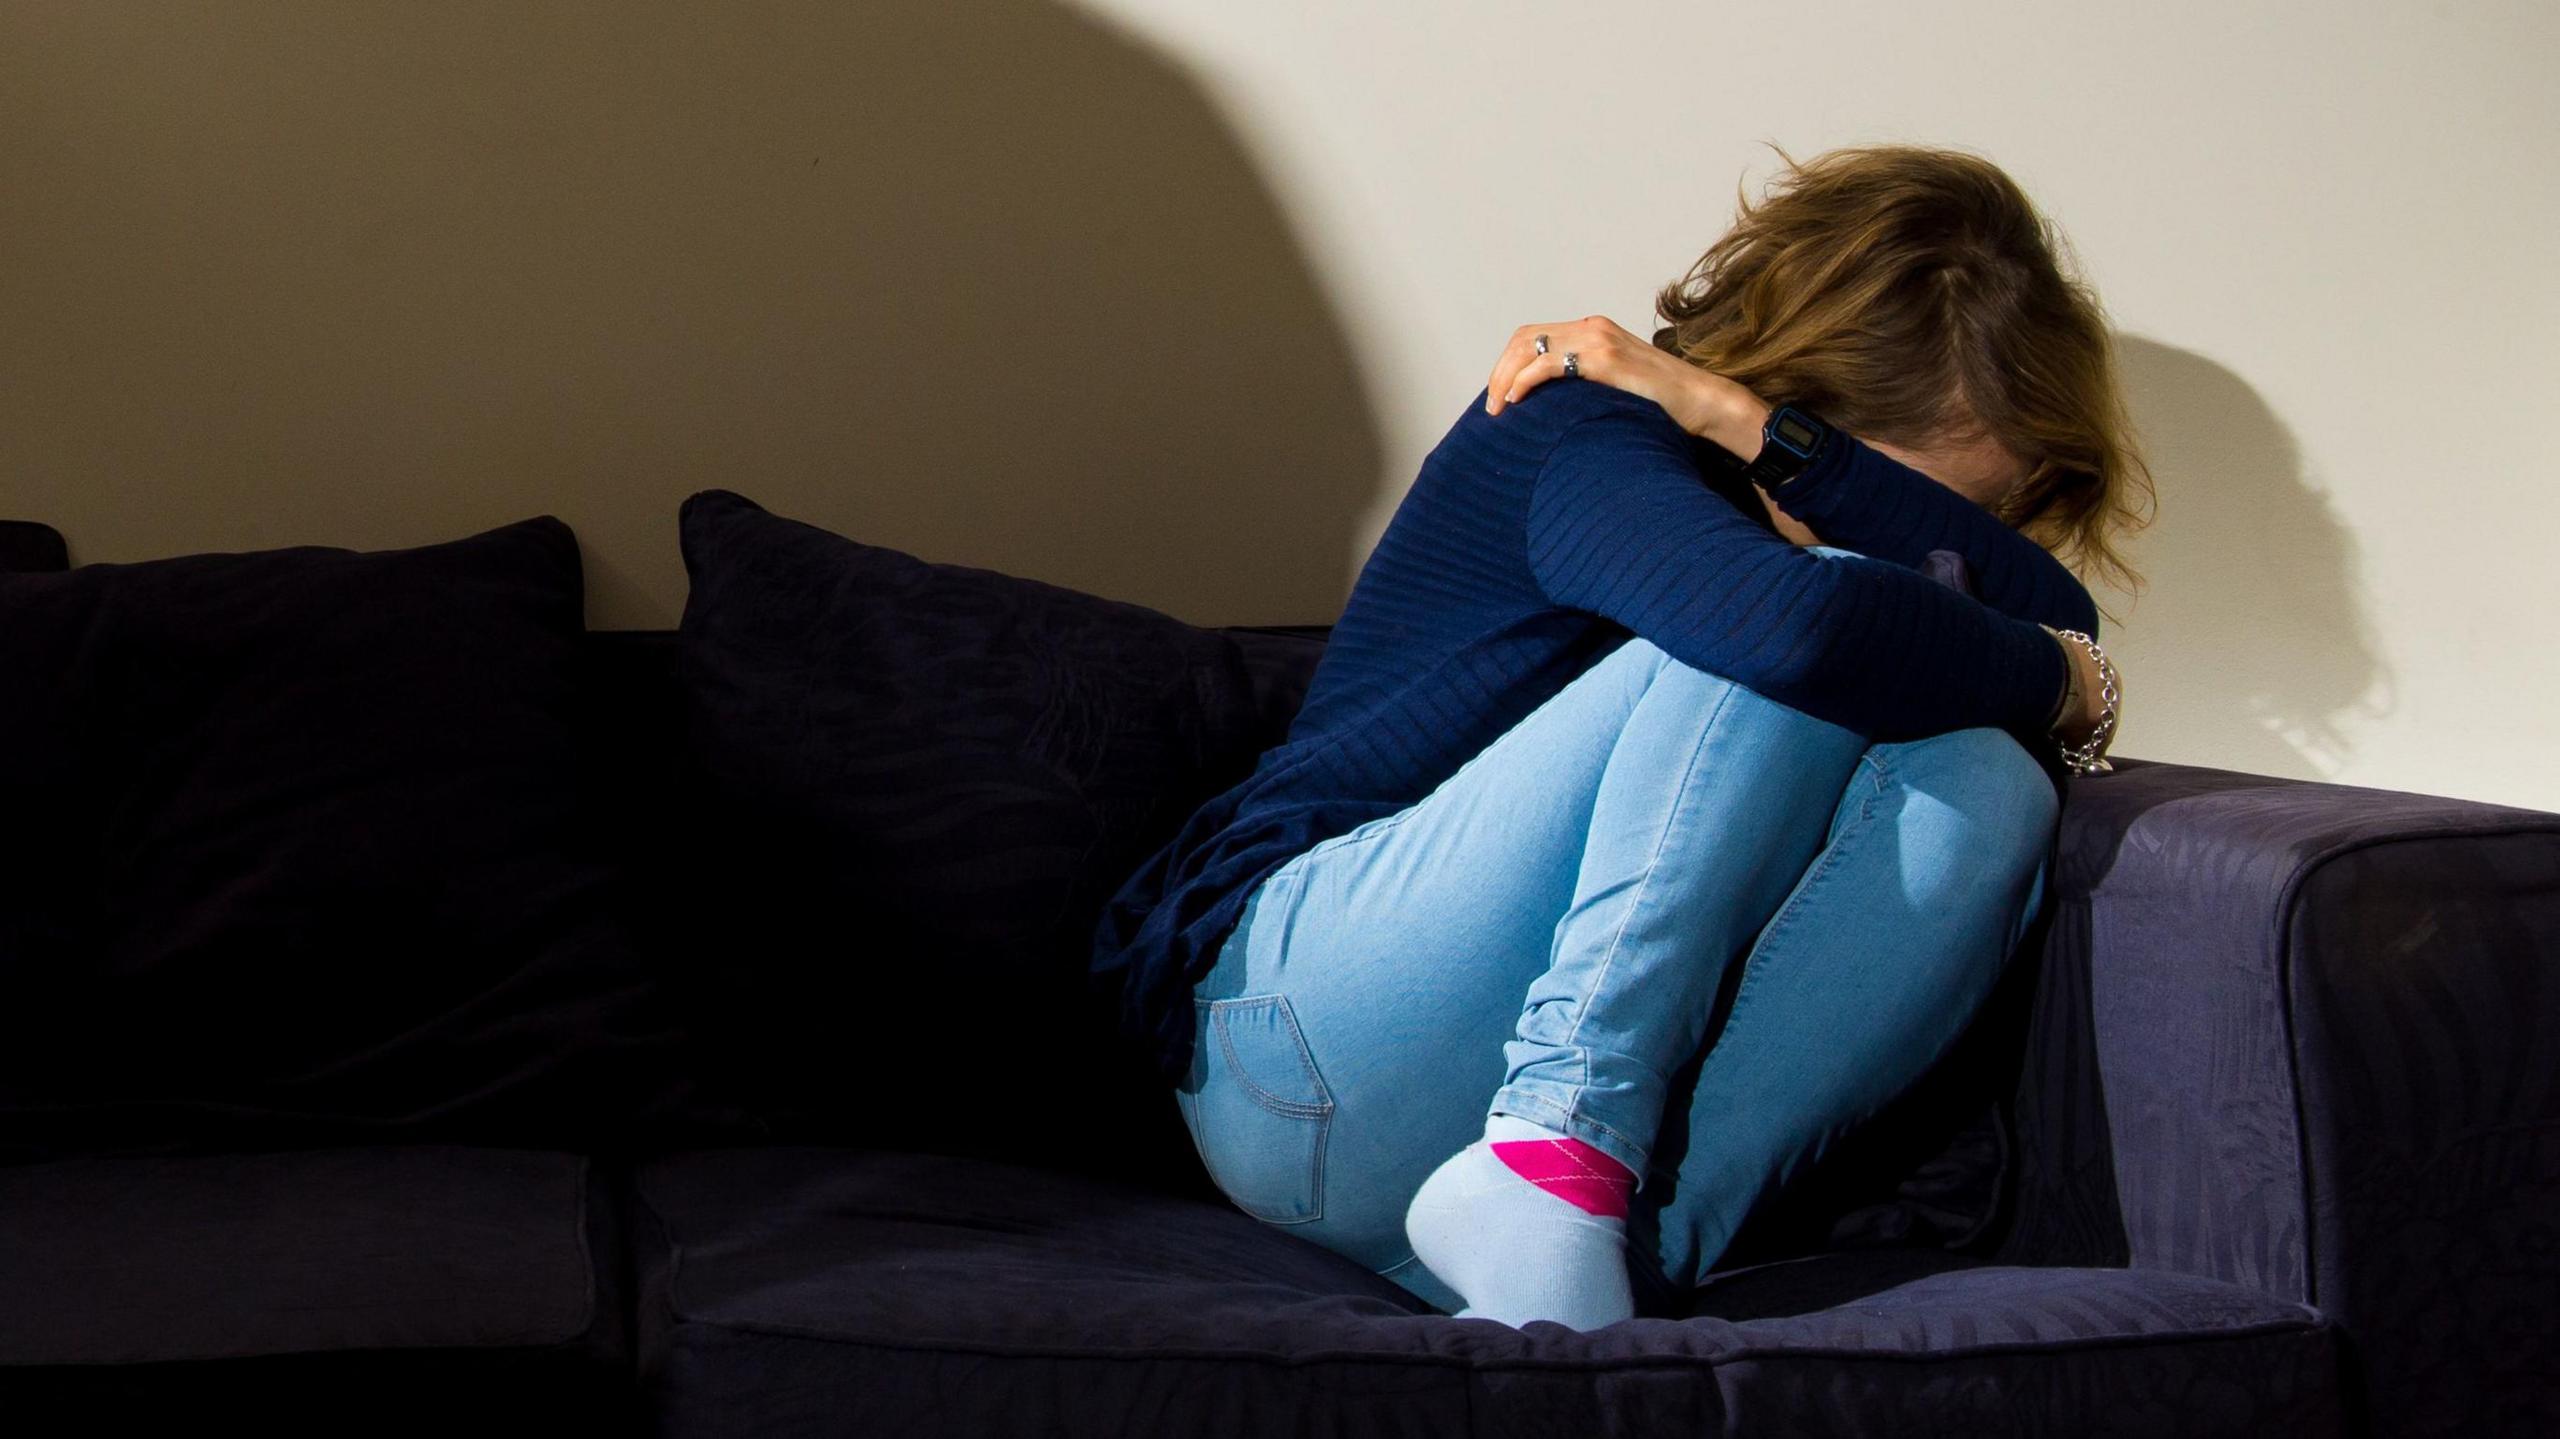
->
xmin=1175 ymin=549 xmax=2061 ymax=1315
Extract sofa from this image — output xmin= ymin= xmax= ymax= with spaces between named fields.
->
xmin=1 ymin=498 xmax=2552 ymax=1439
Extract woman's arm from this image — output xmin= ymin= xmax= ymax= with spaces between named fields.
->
xmin=1749 ymin=422 xmax=2104 ymax=639
xmin=1482 ymin=315 xmax=2104 ymax=638
xmin=1526 ymin=398 xmax=2072 ymax=744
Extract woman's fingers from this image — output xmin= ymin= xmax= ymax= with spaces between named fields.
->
xmin=1486 ymin=319 xmax=1611 ymax=415
xmin=1492 ymin=351 xmax=1567 ymax=411
xmin=1484 ymin=324 xmax=1551 ymax=414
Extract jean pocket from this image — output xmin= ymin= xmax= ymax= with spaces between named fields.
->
xmin=1183 ymin=993 xmax=1334 ymax=1225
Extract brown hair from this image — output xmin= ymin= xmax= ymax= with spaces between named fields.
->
xmin=1652 ymin=142 xmax=2153 ymax=607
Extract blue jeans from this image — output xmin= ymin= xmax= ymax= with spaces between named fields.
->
xmin=1173 ymin=550 xmax=2061 ymax=1316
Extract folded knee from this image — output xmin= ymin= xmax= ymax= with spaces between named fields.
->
xmin=1874 ymin=727 xmax=2060 ymax=880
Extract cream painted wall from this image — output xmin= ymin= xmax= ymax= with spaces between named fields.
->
xmin=5 ymin=2 xmax=2553 ymax=810
xmin=1069 ymin=0 xmax=2560 ymax=811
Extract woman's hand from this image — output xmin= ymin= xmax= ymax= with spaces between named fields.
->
xmin=1486 ymin=316 xmax=1824 ymax=542
xmin=1483 ymin=316 xmax=1769 ymax=456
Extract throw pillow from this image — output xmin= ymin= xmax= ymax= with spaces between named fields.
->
xmin=672 ymin=490 xmax=1285 ymax=1178
xmin=0 ymin=516 xmax=702 ymax=1160
xmin=0 ymin=519 xmax=68 ymax=573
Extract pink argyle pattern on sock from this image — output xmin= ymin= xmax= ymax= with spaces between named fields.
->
xmin=1488 ymin=1136 xmax=1635 ymax=1220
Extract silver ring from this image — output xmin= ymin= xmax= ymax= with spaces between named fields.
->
xmin=1533 ymin=333 xmax=1550 ymax=356
xmin=1563 ymin=351 xmax=1580 ymax=379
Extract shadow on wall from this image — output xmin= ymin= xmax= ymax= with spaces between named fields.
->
xmin=2106 ymin=335 xmax=2388 ymax=781
xmin=0 ymin=1 xmax=1378 ymax=630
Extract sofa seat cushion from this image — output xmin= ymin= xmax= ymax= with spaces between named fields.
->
xmin=633 ymin=1147 xmax=2346 ymax=1438
xmin=0 ymin=1145 xmax=636 ymax=1429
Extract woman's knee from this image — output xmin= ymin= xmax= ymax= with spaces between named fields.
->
xmin=1878 ymin=727 xmax=2060 ymax=877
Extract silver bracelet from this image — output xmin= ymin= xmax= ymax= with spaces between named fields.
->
xmin=2038 ymin=625 xmax=2120 ymax=777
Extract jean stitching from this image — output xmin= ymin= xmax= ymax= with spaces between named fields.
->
xmin=1717 ymin=752 xmax=1883 ymax=1039
xmin=1765 ymin=762 xmax=1878 ymax=954
xmin=1374 ymin=1250 xmax=1425 ymax=1281
xmin=1291 ymin=805 xmax=1412 ymax=867
xmin=1193 ymin=999 xmax=1330 ymax=1225
xmin=1497 ymin=1087 xmax=1646 ymax=1163
xmin=1253 ymin=863 xmax=1309 ymax=909
xmin=1539 ymin=1076 xmax=1648 ymax=1159
xmin=1562 ymin=677 xmax=1733 ymax=1055
xmin=1210 ymin=997 xmax=1333 ymax=1118
xmin=1556 ymin=675 xmax=1735 ymax=1147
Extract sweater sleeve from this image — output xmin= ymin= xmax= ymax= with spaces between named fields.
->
xmin=1525 ymin=404 xmax=2071 ymax=742
xmin=1763 ymin=426 xmax=2104 ymax=639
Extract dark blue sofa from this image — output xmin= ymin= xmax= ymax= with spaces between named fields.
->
xmin=3 ymin=514 xmax=2554 ymax=1437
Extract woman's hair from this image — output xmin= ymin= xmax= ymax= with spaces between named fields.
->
xmin=1652 ymin=142 xmax=2154 ymax=604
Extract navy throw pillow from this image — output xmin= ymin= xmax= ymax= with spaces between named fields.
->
xmin=672 ymin=490 xmax=1283 ymax=1178
xmin=0 ymin=516 xmax=706 ymax=1161
xmin=0 ymin=520 xmax=68 ymax=573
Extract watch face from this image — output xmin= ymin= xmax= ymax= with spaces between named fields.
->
xmin=1771 ymin=408 xmax=1822 ymax=458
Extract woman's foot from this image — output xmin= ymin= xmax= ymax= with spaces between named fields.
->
xmin=1403 ymin=1111 xmax=1638 ymax=1329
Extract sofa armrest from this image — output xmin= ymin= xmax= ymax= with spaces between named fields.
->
xmin=1992 ymin=755 xmax=2560 ymax=1433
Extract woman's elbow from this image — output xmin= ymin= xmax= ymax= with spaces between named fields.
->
xmin=2054 ymin=590 xmax=2102 ymax=641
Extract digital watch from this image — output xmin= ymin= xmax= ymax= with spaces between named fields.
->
xmin=1736 ymin=403 xmax=1834 ymax=489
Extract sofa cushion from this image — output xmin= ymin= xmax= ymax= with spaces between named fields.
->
xmin=0 ymin=1145 xmax=638 ymax=1430
xmin=631 ymin=1146 xmax=2344 ymax=1438
xmin=668 ymin=490 xmax=1289 ymax=1180
xmin=0 ymin=516 xmax=704 ymax=1159
xmin=0 ymin=519 xmax=67 ymax=572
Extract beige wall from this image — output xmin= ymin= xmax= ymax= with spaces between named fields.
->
xmin=6 ymin=3 xmax=2554 ymax=811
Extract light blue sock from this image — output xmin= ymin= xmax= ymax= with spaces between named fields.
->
xmin=1403 ymin=1111 xmax=1636 ymax=1330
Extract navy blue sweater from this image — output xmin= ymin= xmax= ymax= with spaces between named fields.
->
xmin=1090 ymin=376 xmax=2100 ymax=1085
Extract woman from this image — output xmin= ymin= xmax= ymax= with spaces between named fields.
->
xmin=1087 ymin=142 xmax=2149 ymax=1330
